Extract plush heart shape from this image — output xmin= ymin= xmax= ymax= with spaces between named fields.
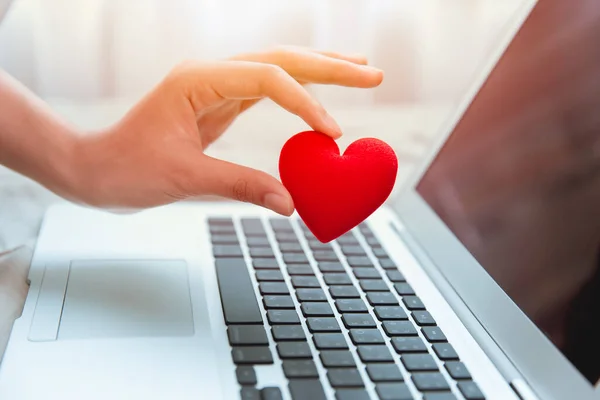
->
xmin=279 ymin=131 xmax=398 ymax=243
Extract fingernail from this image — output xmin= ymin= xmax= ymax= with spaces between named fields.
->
xmin=361 ymin=65 xmax=383 ymax=74
xmin=264 ymin=193 xmax=293 ymax=216
xmin=321 ymin=111 xmax=343 ymax=139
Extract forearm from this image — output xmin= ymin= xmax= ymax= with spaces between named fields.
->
xmin=0 ymin=70 xmax=79 ymax=198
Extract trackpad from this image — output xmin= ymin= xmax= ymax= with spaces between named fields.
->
xmin=58 ymin=260 xmax=194 ymax=340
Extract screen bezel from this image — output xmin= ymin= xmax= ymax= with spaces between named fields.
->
xmin=393 ymin=1 xmax=600 ymax=398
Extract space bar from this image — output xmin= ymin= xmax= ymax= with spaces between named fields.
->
xmin=215 ymin=258 xmax=263 ymax=324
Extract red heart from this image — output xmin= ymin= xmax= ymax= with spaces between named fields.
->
xmin=279 ymin=131 xmax=398 ymax=243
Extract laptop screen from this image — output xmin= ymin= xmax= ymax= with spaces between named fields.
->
xmin=416 ymin=0 xmax=600 ymax=385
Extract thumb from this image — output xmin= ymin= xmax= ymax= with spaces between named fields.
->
xmin=194 ymin=155 xmax=294 ymax=216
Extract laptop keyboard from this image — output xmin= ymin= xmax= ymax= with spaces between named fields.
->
xmin=210 ymin=217 xmax=485 ymax=400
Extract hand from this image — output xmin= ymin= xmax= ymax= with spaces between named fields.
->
xmin=69 ymin=47 xmax=383 ymax=215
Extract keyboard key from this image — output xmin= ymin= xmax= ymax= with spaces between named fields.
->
xmin=240 ymin=386 xmax=261 ymax=400
xmin=433 ymin=343 xmax=459 ymax=360
xmin=287 ymin=265 xmax=315 ymax=275
xmin=422 ymin=327 xmax=447 ymax=342
xmin=271 ymin=325 xmax=306 ymax=341
xmin=412 ymin=311 xmax=436 ymax=326
xmin=365 ymin=236 xmax=380 ymax=246
xmin=386 ymin=270 xmax=405 ymax=282
xmin=279 ymin=243 xmax=304 ymax=253
xmin=283 ymin=360 xmax=319 ymax=378
xmin=335 ymin=389 xmax=370 ymax=400
xmin=347 ymin=257 xmax=374 ymax=267
xmin=379 ymin=258 xmax=397 ymax=270
xmin=210 ymin=225 xmax=236 ymax=234
xmin=253 ymin=258 xmax=280 ymax=270
xmin=270 ymin=218 xmax=294 ymax=231
xmin=323 ymin=273 xmax=353 ymax=285
xmin=366 ymin=364 xmax=404 ymax=382
xmin=423 ymin=393 xmax=457 ymax=400
xmin=267 ymin=310 xmax=300 ymax=325
xmin=360 ymin=280 xmax=389 ymax=292
xmin=372 ymin=248 xmax=388 ymax=258
xmin=313 ymin=333 xmax=349 ymax=349
xmin=263 ymin=295 xmax=295 ymax=309
xmin=353 ymin=268 xmax=380 ymax=279
xmin=357 ymin=345 xmax=394 ymax=363
xmin=211 ymin=234 xmax=239 ymax=244
xmin=232 ymin=346 xmax=274 ymax=364
xmin=402 ymin=296 xmax=426 ymax=310
xmin=250 ymin=248 xmax=274 ymax=258
xmin=341 ymin=246 xmax=367 ymax=256
xmin=228 ymin=325 xmax=269 ymax=345
xmin=337 ymin=235 xmax=359 ymax=246
xmin=213 ymin=245 xmax=244 ymax=257
xmin=301 ymin=302 xmax=334 ymax=317
xmin=215 ymin=258 xmax=263 ymax=324
xmin=350 ymin=329 xmax=385 ymax=344
xmin=457 ymin=381 xmax=485 ymax=400
xmin=366 ymin=292 xmax=398 ymax=305
xmin=376 ymin=383 xmax=413 ymax=400
xmin=374 ymin=306 xmax=408 ymax=321
xmin=318 ymin=262 xmax=345 ymax=273
xmin=296 ymin=288 xmax=327 ymax=302
xmin=277 ymin=342 xmax=313 ymax=359
xmin=329 ymin=285 xmax=360 ymax=298
xmin=335 ymin=299 xmax=369 ymax=313
xmin=391 ymin=337 xmax=428 ymax=353
xmin=313 ymin=250 xmax=340 ymax=262
xmin=208 ymin=217 xmax=233 ymax=225
xmin=402 ymin=353 xmax=439 ymax=371
xmin=256 ymin=270 xmax=284 ymax=281
xmin=327 ymin=368 xmax=364 ymax=387
xmin=342 ymin=314 xmax=376 ymax=329
xmin=394 ymin=283 xmax=415 ymax=296
xmin=320 ymin=350 xmax=356 ymax=367
xmin=444 ymin=361 xmax=472 ymax=379
xmin=236 ymin=366 xmax=257 ymax=385
xmin=382 ymin=321 xmax=418 ymax=337
xmin=276 ymin=233 xmax=299 ymax=243
xmin=412 ymin=372 xmax=450 ymax=391
xmin=259 ymin=282 xmax=290 ymax=295
xmin=288 ymin=379 xmax=327 ymax=400
xmin=307 ymin=317 xmax=341 ymax=332
xmin=291 ymin=276 xmax=321 ymax=288
xmin=261 ymin=387 xmax=284 ymax=400
xmin=247 ymin=236 xmax=271 ymax=247
xmin=284 ymin=253 xmax=309 ymax=264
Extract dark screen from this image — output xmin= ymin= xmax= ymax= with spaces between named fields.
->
xmin=417 ymin=0 xmax=600 ymax=384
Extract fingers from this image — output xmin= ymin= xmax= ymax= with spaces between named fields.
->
xmin=193 ymin=155 xmax=294 ymax=216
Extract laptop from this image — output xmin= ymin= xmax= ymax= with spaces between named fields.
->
xmin=2 ymin=0 xmax=600 ymax=398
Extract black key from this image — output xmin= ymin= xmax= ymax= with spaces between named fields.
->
xmin=263 ymin=295 xmax=295 ymax=309
xmin=279 ymin=242 xmax=304 ymax=253
xmin=247 ymin=236 xmax=271 ymax=247
xmin=366 ymin=292 xmax=398 ymax=305
xmin=372 ymin=248 xmax=388 ymax=258
xmin=307 ymin=317 xmax=341 ymax=332
xmin=213 ymin=245 xmax=243 ymax=257
xmin=296 ymin=288 xmax=327 ymax=302
xmin=444 ymin=361 xmax=472 ymax=379
xmin=318 ymin=262 xmax=345 ymax=273
xmin=291 ymin=276 xmax=321 ymax=288
xmin=267 ymin=310 xmax=300 ymax=325
xmin=308 ymin=241 xmax=332 ymax=251
xmin=329 ymin=285 xmax=360 ymax=298
xmin=271 ymin=325 xmax=306 ymax=341
xmin=277 ymin=342 xmax=313 ymax=359
xmin=301 ymin=302 xmax=334 ymax=317
xmin=256 ymin=270 xmax=284 ymax=282
xmin=211 ymin=234 xmax=239 ymax=245
xmin=323 ymin=273 xmax=353 ymax=285
xmin=394 ymin=283 xmax=415 ymax=296
xmin=374 ymin=306 xmax=408 ymax=321
xmin=422 ymin=327 xmax=447 ymax=342
xmin=232 ymin=346 xmax=273 ymax=364
xmin=288 ymin=379 xmax=327 ymax=400
xmin=250 ymin=247 xmax=275 ymax=258
xmin=259 ymin=282 xmax=289 ymax=295
xmin=375 ymin=383 xmax=413 ymax=400
xmin=327 ymin=368 xmax=364 ymax=388
xmin=386 ymin=270 xmax=405 ymax=282
xmin=208 ymin=217 xmax=233 ymax=225
xmin=313 ymin=333 xmax=349 ymax=349
xmin=287 ymin=265 xmax=315 ymax=275
xmin=458 ymin=381 xmax=485 ymax=400
xmin=412 ymin=311 xmax=436 ymax=326
xmin=360 ymin=280 xmax=388 ymax=292
xmin=335 ymin=299 xmax=369 ymax=313
xmin=403 ymin=296 xmax=426 ymax=310
xmin=423 ymin=393 xmax=457 ymax=400
xmin=342 ymin=314 xmax=376 ymax=329
xmin=236 ymin=366 xmax=257 ymax=385
xmin=313 ymin=250 xmax=339 ymax=262
xmin=276 ymin=232 xmax=299 ymax=242
xmin=240 ymin=387 xmax=261 ymax=400
xmin=411 ymin=372 xmax=450 ymax=391
xmin=335 ymin=389 xmax=370 ymax=400
xmin=379 ymin=258 xmax=397 ymax=270
xmin=261 ymin=387 xmax=284 ymax=400
xmin=228 ymin=325 xmax=269 ymax=345
xmin=215 ymin=258 xmax=263 ymax=324
xmin=352 ymin=268 xmax=380 ymax=279
xmin=365 ymin=236 xmax=381 ymax=247
xmin=349 ymin=329 xmax=385 ymax=344
xmin=337 ymin=236 xmax=359 ymax=246
xmin=391 ymin=337 xmax=428 ymax=353
xmin=270 ymin=218 xmax=294 ymax=231
xmin=319 ymin=350 xmax=356 ymax=367
xmin=356 ymin=345 xmax=394 ymax=363
xmin=284 ymin=253 xmax=309 ymax=264
xmin=432 ymin=343 xmax=459 ymax=360
xmin=253 ymin=258 xmax=280 ymax=270
xmin=346 ymin=257 xmax=374 ymax=267
xmin=402 ymin=353 xmax=439 ymax=371
xmin=382 ymin=321 xmax=418 ymax=337
xmin=282 ymin=360 xmax=319 ymax=378
xmin=341 ymin=246 xmax=367 ymax=256
xmin=366 ymin=364 xmax=404 ymax=382
xmin=210 ymin=225 xmax=236 ymax=234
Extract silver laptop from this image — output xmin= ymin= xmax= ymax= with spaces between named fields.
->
xmin=2 ymin=0 xmax=600 ymax=398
